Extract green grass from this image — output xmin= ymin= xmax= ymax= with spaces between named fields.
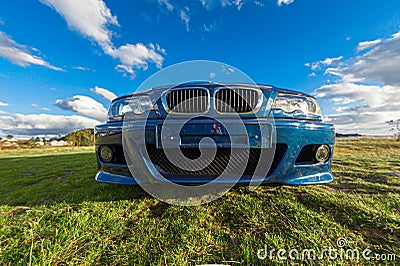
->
xmin=0 ymin=139 xmax=399 ymax=265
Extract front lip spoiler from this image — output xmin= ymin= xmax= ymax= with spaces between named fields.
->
xmin=95 ymin=170 xmax=334 ymax=186
xmin=95 ymin=171 xmax=137 ymax=185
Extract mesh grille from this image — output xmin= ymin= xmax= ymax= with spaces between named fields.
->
xmin=146 ymin=144 xmax=287 ymax=178
xmin=215 ymin=88 xmax=260 ymax=113
xmin=165 ymin=88 xmax=208 ymax=113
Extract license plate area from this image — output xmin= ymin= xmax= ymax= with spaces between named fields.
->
xmin=156 ymin=121 xmax=271 ymax=149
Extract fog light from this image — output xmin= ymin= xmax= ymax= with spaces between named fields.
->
xmin=315 ymin=144 xmax=330 ymax=163
xmin=99 ymin=145 xmax=113 ymax=162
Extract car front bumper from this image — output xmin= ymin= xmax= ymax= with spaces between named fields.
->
xmin=94 ymin=119 xmax=335 ymax=186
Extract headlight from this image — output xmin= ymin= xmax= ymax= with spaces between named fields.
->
xmin=108 ymin=95 xmax=153 ymax=120
xmin=272 ymin=93 xmax=321 ymax=119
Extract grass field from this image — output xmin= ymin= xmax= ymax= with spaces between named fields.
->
xmin=0 ymin=139 xmax=399 ymax=265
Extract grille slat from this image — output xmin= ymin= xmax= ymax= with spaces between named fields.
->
xmin=196 ymin=89 xmax=199 ymax=112
xmin=185 ymin=89 xmax=189 ymax=111
xmin=223 ymin=90 xmax=228 ymax=112
xmin=245 ymin=90 xmax=250 ymax=112
xmin=165 ymin=88 xmax=208 ymax=113
xmin=240 ymin=89 xmax=244 ymax=112
xmin=215 ymin=88 xmax=260 ymax=113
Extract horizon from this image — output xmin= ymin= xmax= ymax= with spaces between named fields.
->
xmin=1 ymin=129 xmax=395 ymax=141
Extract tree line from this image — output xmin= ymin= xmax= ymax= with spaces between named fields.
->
xmin=64 ymin=129 xmax=94 ymax=146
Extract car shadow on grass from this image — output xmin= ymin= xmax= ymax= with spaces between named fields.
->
xmin=328 ymin=172 xmax=400 ymax=194
xmin=0 ymin=153 xmax=151 ymax=207
xmin=0 ymin=151 xmax=286 ymax=208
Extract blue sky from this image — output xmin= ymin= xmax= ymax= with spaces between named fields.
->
xmin=0 ymin=0 xmax=400 ymax=138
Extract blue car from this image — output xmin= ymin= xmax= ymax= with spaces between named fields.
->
xmin=95 ymin=82 xmax=334 ymax=186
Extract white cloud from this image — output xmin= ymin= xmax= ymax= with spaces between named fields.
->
xmin=154 ymin=1 xmax=292 ymax=32
xmin=158 ymin=0 xmax=174 ymax=11
xmin=203 ymin=21 xmax=219 ymax=32
xmin=115 ymin=64 xmax=136 ymax=79
xmin=154 ymin=1 xmax=191 ymax=29
xmin=72 ymin=66 xmax=91 ymax=71
xmin=109 ymin=43 xmax=164 ymax=72
xmin=40 ymin=0 xmax=118 ymax=50
xmin=357 ymin=39 xmax=382 ymax=52
xmin=0 ymin=31 xmax=62 ymax=70
xmin=0 ymin=113 xmax=99 ymax=137
xmin=312 ymin=31 xmax=400 ymax=135
xmin=221 ymin=65 xmax=235 ymax=75
xmin=90 ymin=86 xmax=117 ymax=101
xmin=305 ymin=56 xmax=343 ymax=71
xmin=0 ymin=110 xmax=8 ymax=114
xmin=180 ymin=7 xmax=190 ymax=32
xmin=55 ymin=95 xmax=107 ymax=121
xmin=277 ymin=0 xmax=294 ymax=6
xmin=0 ymin=101 xmax=9 ymax=107
xmin=254 ymin=1 xmax=264 ymax=7
xmin=321 ymin=56 xmax=343 ymax=66
xmin=314 ymin=83 xmax=400 ymax=110
xmin=199 ymin=0 xmax=216 ymax=10
xmin=325 ymin=32 xmax=400 ymax=86
xmin=155 ymin=43 xmax=166 ymax=54
xmin=220 ymin=0 xmax=244 ymax=10
xmin=314 ymin=81 xmax=400 ymax=135
xmin=323 ymin=109 xmax=400 ymax=136
xmin=31 ymin=103 xmax=51 ymax=111
xmin=192 ymin=0 xmax=264 ymax=11
xmin=40 ymin=0 xmax=165 ymax=79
